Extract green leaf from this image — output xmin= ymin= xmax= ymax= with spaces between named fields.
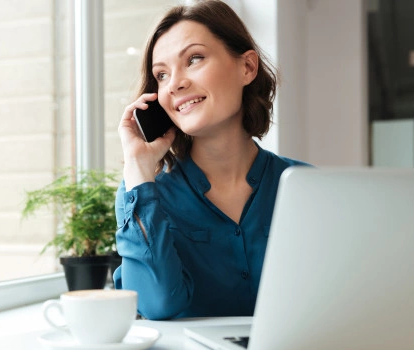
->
xmin=22 ymin=168 xmax=120 ymax=257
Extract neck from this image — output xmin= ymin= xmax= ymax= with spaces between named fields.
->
xmin=190 ymin=134 xmax=258 ymax=183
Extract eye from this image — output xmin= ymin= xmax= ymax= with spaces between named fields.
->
xmin=155 ymin=72 xmax=168 ymax=82
xmin=188 ymin=55 xmax=204 ymax=66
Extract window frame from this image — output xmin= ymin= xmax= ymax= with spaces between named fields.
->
xmin=0 ymin=273 xmax=67 ymax=311
xmin=0 ymin=0 xmax=104 ymax=309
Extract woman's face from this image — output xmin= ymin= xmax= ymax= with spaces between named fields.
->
xmin=152 ymin=20 xmax=252 ymax=138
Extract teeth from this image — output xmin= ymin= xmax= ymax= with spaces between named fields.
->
xmin=178 ymin=97 xmax=204 ymax=111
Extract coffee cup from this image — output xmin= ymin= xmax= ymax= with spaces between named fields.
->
xmin=42 ymin=289 xmax=137 ymax=344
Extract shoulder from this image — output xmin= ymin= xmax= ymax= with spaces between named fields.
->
xmin=259 ymin=145 xmax=312 ymax=171
xmin=155 ymin=160 xmax=184 ymax=184
xmin=153 ymin=161 xmax=191 ymax=198
xmin=276 ymin=154 xmax=312 ymax=168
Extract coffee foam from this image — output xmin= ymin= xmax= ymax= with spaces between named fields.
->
xmin=64 ymin=289 xmax=136 ymax=299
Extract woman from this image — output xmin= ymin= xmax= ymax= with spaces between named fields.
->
xmin=115 ymin=0 xmax=308 ymax=320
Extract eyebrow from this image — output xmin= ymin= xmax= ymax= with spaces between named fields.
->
xmin=152 ymin=43 xmax=206 ymax=68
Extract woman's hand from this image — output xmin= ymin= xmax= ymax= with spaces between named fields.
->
xmin=118 ymin=93 xmax=176 ymax=191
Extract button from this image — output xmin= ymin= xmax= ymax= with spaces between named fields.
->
xmin=129 ymin=196 xmax=135 ymax=203
xmin=248 ymin=177 xmax=257 ymax=185
xmin=234 ymin=227 xmax=241 ymax=236
xmin=199 ymin=180 xmax=209 ymax=189
xmin=241 ymin=271 xmax=249 ymax=279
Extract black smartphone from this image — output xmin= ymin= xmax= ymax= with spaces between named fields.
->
xmin=133 ymin=100 xmax=174 ymax=142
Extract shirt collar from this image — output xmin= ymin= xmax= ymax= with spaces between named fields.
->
xmin=177 ymin=142 xmax=268 ymax=194
xmin=246 ymin=141 xmax=268 ymax=190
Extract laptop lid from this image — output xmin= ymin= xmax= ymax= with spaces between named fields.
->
xmin=249 ymin=167 xmax=414 ymax=350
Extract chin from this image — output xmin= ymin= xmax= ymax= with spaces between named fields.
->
xmin=177 ymin=124 xmax=200 ymax=137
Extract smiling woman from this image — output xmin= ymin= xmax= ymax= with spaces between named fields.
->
xmin=114 ymin=0 xmax=310 ymax=320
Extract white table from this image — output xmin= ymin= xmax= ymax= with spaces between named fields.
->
xmin=0 ymin=302 xmax=252 ymax=349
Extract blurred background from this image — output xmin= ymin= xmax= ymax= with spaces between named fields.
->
xmin=0 ymin=0 xmax=412 ymax=282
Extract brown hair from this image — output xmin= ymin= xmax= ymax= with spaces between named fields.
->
xmin=137 ymin=0 xmax=279 ymax=173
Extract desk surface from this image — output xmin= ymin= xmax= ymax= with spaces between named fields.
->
xmin=0 ymin=303 xmax=252 ymax=349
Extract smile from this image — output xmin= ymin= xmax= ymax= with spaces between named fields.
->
xmin=177 ymin=97 xmax=206 ymax=111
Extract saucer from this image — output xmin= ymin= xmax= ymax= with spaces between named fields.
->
xmin=37 ymin=326 xmax=161 ymax=350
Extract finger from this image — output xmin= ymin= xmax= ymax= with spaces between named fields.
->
xmin=121 ymin=93 xmax=158 ymax=123
xmin=129 ymin=93 xmax=158 ymax=111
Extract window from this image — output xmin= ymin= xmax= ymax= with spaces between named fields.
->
xmin=0 ymin=0 xmax=68 ymax=281
xmin=367 ymin=0 xmax=414 ymax=122
xmin=0 ymin=1 xmax=179 ymax=305
xmin=367 ymin=0 xmax=414 ymax=167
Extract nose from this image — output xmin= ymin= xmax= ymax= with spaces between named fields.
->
xmin=168 ymin=70 xmax=190 ymax=95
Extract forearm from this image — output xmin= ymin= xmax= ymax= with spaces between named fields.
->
xmin=118 ymin=251 xmax=193 ymax=320
xmin=114 ymin=182 xmax=194 ymax=319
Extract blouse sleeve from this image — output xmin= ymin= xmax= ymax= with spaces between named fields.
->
xmin=113 ymin=180 xmax=194 ymax=320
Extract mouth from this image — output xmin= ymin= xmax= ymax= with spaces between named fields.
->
xmin=177 ymin=97 xmax=206 ymax=112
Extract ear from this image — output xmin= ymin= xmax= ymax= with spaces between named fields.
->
xmin=240 ymin=50 xmax=259 ymax=86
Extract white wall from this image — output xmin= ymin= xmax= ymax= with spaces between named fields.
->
xmin=372 ymin=120 xmax=414 ymax=167
xmin=236 ymin=0 xmax=278 ymax=153
xmin=275 ymin=0 xmax=368 ymax=166
xmin=306 ymin=0 xmax=368 ymax=166
xmin=276 ymin=1 xmax=308 ymax=161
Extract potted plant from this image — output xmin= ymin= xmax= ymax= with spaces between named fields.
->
xmin=22 ymin=168 xmax=120 ymax=291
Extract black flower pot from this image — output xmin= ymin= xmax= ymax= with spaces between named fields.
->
xmin=60 ymin=255 xmax=112 ymax=291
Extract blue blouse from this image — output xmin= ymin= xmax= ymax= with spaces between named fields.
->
xmin=114 ymin=143 xmax=308 ymax=320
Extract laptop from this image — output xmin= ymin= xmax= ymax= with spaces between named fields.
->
xmin=184 ymin=167 xmax=414 ymax=350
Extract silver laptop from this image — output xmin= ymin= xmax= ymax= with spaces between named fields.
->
xmin=184 ymin=167 xmax=414 ymax=350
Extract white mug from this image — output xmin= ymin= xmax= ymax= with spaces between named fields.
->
xmin=42 ymin=289 xmax=137 ymax=344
